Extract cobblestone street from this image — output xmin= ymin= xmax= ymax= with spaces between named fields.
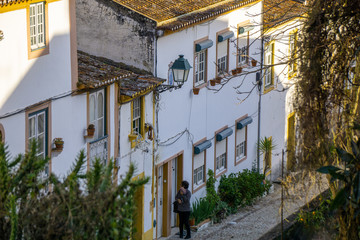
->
xmin=163 ymin=182 xmax=326 ymax=240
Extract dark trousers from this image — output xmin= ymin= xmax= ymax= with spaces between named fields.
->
xmin=179 ymin=211 xmax=191 ymax=238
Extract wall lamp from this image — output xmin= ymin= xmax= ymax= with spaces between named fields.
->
xmin=157 ymin=55 xmax=192 ymax=93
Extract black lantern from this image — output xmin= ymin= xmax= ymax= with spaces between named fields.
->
xmin=170 ymin=55 xmax=192 ymax=84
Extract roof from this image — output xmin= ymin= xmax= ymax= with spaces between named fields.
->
xmin=77 ymin=51 xmax=165 ymax=101
xmin=1 ymin=0 xmax=20 ymax=7
xmin=263 ymin=0 xmax=307 ymax=30
xmin=113 ymin=0 xmax=259 ymax=32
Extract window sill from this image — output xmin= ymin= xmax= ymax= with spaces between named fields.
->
xmin=192 ymin=182 xmax=206 ymax=193
xmin=263 ymin=85 xmax=274 ymax=94
xmin=194 ymin=82 xmax=207 ymax=89
xmin=215 ymin=168 xmax=227 ymax=178
xmin=235 ymin=156 xmax=247 ymax=166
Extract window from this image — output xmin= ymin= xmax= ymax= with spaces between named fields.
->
xmin=193 ymin=165 xmax=204 ymax=186
xmin=289 ymin=31 xmax=297 ymax=76
xmin=89 ymin=89 xmax=105 ymax=139
xmin=195 ymin=49 xmax=206 ymax=86
xmin=194 ymin=38 xmax=213 ymax=87
xmin=132 ymin=98 xmax=141 ymax=135
xmin=235 ymin=127 xmax=247 ymax=163
xmin=193 ymin=138 xmax=211 ymax=191
xmin=131 ymin=97 xmax=144 ymax=136
xmin=217 ymin=40 xmax=228 ymax=75
xmin=215 ymin=138 xmax=227 ymax=175
xmin=29 ymin=2 xmax=45 ymax=50
xmin=264 ymin=42 xmax=274 ymax=87
xmin=237 ymin=32 xmax=249 ymax=66
xmin=28 ymin=108 xmax=49 ymax=175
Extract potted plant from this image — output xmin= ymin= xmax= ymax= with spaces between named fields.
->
xmin=236 ymin=67 xmax=243 ymax=74
xmin=87 ymin=124 xmax=95 ymax=137
xmin=251 ymin=59 xmax=257 ymax=67
xmin=54 ymin=138 xmax=64 ymax=150
xmin=231 ymin=69 xmax=237 ymax=75
xmin=210 ymin=79 xmax=216 ymax=86
xmin=193 ymin=88 xmax=200 ymax=95
xmin=215 ymin=76 xmax=222 ymax=84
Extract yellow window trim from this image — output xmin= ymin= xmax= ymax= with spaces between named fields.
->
xmin=130 ymin=97 xmax=145 ymax=148
xmin=26 ymin=1 xmax=51 ymax=59
xmin=264 ymin=41 xmax=275 ymax=93
xmin=288 ymin=29 xmax=298 ymax=79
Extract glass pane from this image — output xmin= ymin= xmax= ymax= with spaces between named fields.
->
xmin=38 ymin=113 xmax=45 ymax=134
xmin=90 ymin=95 xmax=96 ymax=122
xmin=29 ymin=116 xmax=35 ymax=138
xmin=97 ymin=93 xmax=104 ymax=119
xmin=98 ymin=118 xmax=104 ymax=138
xmin=38 ymin=133 xmax=45 ymax=154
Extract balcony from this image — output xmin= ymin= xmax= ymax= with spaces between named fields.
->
xmin=89 ymin=135 xmax=108 ymax=166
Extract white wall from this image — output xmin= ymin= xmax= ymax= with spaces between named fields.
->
xmin=260 ymin=19 xmax=300 ymax=181
xmin=118 ymin=92 xmax=155 ymax=234
xmin=156 ymin=1 xmax=262 ymax=201
xmin=0 ymin=0 xmax=87 ymax=177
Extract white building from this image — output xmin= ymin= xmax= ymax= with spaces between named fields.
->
xmin=0 ymin=0 xmax=83 ymax=177
xmin=76 ymin=0 xmax=263 ymax=238
xmin=260 ymin=0 xmax=305 ymax=180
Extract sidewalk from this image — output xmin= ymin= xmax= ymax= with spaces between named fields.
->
xmin=162 ymin=182 xmax=326 ymax=240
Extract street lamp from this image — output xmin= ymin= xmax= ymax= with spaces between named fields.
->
xmin=171 ymin=55 xmax=192 ymax=84
xmin=157 ymin=55 xmax=192 ymax=93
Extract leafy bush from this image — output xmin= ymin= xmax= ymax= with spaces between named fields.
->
xmin=191 ymin=197 xmax=215 ymax=225
xmin=206 ymin=169 xmax=220 ymax=206
xmin=0 ymin=141 xmax=149 ymax=239
xmin=218 ymin=169 xmax=268 ymax=208
xmin=211 ymin=201 xmax=230 ymax=223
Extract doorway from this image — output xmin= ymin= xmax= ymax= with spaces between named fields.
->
xmin=156 ymin=152 xmax=183 ymax=238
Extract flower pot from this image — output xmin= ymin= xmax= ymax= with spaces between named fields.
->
xmin=231 ymin=69 xmax=237 ymax=75
xmin=251 ymin=59 xmax=257 ymax=67
xmin=189 ymin=218 xmax=195 ymax=226
xmin=210 ymin=80 xmax=216 ymax=86
xmin=87 ymin=128 xmax=95 ymax=137
xmin=236 ymin=67 xmax=242 ymax=74
xmin=215 ymin=76 xmax=222 ymax=84
xmin=54 ymin=141 xmax=64 ymax=150
xmin=193 ymin=88 xmax=200 ymax=95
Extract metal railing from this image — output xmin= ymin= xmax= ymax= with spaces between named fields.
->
xmin=89 ymin=135 xmax=108 ymax=166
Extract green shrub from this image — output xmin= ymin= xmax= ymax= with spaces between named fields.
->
xmin=206 ymin=169 xmax=220 ymax=205
xmin=0 ymin=141 xmax=149 ymax=239
xmin=218 ymin=169 xmax=268 ymax=208
xmin=191 ymin=197 xmax=215 ymax=225
xmin=211 ymin=201 xmax=229 ymax=223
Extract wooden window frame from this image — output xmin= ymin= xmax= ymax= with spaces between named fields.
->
xmin=0 ymin=124 xmax=4 ymax=143
xmin=214 ymin=126 xmax=228 ymax=178
xmin=192 ymin=138 xmax=207 ymax=193
xmin=216 ymin=29 xmax=230 ymax=77
xmin=235 ymin=115 xmax=248 ymax=166
xmin=25 ymin=101 xmax=52 ymax=175
xmin=27 ymin=1 xmax=49 ymax=59
xmin=193 ymin=37 xmax=209 ymax=89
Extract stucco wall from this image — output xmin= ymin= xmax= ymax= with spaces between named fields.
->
xmin=260 ymin=19 xmax=300 ymax=181
xmin=76 ymin=0 xmax=155 ymax=73
xmin=118 ymin=92 xmax=155 ymax=236
xmin=156 ymin=1 xmax=263 ymax=202
xmin=0 ymin=0 xmax=85 ymax=174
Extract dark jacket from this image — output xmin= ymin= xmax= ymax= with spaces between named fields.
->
xmin=175 ymin=189 xmax=191 ymax=212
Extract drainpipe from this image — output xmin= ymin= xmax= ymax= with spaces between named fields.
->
xmin=257 ymin=0 xmax=264 ymax=173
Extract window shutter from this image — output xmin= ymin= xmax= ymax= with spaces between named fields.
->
xmin=216 ymin=140 xmax=226 ymax=158
xmin=217 ymin=41 xmax=227 ymax=59
xmin=194 ymin=151 xmax=204 ymax=169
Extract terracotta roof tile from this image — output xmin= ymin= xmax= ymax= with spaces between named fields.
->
xmin=113 ymin=0 xmax=259 ymax=31
xmin=264 ymin=0 xmax=307 ymax=29
xmin=77 ymin=51 xmax=165 ymax=98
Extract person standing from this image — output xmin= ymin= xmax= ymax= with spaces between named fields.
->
xmin=175 ymin=180 xmax=191 ymax=239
